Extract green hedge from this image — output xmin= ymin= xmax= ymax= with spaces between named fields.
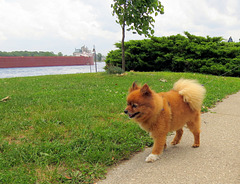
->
xmin=106 ymin=32 xmax=240 ymax=76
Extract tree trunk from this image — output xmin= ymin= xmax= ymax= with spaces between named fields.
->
xmin=121 ymin=3 xmax=126 ymax=72
xmin=121 ymin=23 xmax=125 ymax=72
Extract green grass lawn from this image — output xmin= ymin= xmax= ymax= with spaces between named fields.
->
xmin=0 ymin=72 xmax=239 ymax=183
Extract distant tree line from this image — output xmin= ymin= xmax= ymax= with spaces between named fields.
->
xmin=0 ymin=51 xmax=105 ymax=61
xmin=106 ymin=32 xmax=240 ymax=77
xmin=0 ymin=51 xmax=65 ymax=57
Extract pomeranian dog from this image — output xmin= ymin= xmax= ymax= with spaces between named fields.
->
xmin=124 ymin=79 xmax=206 ymax=162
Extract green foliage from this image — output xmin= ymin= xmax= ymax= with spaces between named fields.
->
xmin=0 ymin=72 xmax=240 ymax=183
xmin=111 ymin=0 xmax=164 ymax=36
xmin=111 ymin=0 xmax=164 ymax=71
xmin=106 ymin=32 xmax=240 ymax=76
xmin=57 ymin=52 xmax=63 ymax=56
xmin=105 ymin=65 xmax=124 ymax=74
xmin=0 ymin=51 xmax=59 ymax=57
xmin=97 ymin=53 xmax=103 ymax=61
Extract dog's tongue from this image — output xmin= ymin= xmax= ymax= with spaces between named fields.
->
xmin=129 ymin=114 xmax=134 ymax=118
xmin=128 ymin=112 xmax=140 ymax=118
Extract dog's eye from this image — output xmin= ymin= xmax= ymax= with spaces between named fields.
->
xmin=132 ymin=104 xmax=137 ymax=108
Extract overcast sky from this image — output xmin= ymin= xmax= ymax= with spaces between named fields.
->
xmin=0 ymin=0 xmax=239 ymax=56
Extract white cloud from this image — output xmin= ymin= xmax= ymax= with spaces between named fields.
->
xmin=0 ymin=0 xmax=119 ymax=40
xmin=155 ymin=0 xmax=240 ymax=41
xmin=1 ymin=0 xmax=94 ymax=39
xmin=0 ymin=0 xmax=239 ymax=55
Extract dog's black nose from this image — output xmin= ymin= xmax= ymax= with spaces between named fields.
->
xmin=124 ymin=110 xmax=128 ymax=114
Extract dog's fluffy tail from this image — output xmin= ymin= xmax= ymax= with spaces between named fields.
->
xmin=173 ymin=79 xmax=206 ymax=111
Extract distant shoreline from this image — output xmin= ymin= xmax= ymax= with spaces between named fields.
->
xmin=0 ymin=62 xmax=106 ymax=78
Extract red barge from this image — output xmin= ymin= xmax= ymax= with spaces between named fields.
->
xmin=0 ymin=56 xmax=94 ymax=68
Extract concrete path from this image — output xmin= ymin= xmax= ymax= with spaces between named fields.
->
xmin=98 ymin=91 xmax=240 ymax=184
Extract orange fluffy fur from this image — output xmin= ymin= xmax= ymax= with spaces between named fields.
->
xmin=124 ymin=79 xmax=206 ymax=162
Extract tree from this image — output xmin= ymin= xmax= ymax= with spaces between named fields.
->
xmin=97 ymin=53 xmax=102 ymax=61
xmin=58 ymin=52 xmax=63 ymax=56
xmin=111 ymin=0 xmax=164 ymax=71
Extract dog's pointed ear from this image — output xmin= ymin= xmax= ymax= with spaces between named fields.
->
xmin=140 ymin=84 xmax=152 ymax=96
xmin=129 ymin=81 xmax=140 ymax=93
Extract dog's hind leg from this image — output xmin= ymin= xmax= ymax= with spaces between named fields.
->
xmin=164 ymin=143 xmax=167 ymax=150
xmin=171 ymin=128 xmax=183 ymax=145
xmin=187 ymin=114 xmax=201 ymax=148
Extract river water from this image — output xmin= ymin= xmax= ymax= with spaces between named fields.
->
xmin=0 ymin=62 xmax=106 ymax=78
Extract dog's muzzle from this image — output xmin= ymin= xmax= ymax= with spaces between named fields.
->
xmin=124 ymin=110 xmax=140 ymax=118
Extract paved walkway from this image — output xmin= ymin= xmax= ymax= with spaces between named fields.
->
xmin=98 ymin=91 xmax=240 ymax=184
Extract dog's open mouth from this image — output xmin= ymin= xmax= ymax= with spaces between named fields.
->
xmin=128 ymin=112 xmax=140 ymax=118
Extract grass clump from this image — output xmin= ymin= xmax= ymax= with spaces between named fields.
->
xmin=105 ymin=65 xmax=124 ymax=74
xmin=0 ymin=72 xmax=239 ymax=183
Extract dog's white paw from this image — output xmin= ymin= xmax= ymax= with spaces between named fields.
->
xmin=145 ymin=153 xmax=160 ymax=163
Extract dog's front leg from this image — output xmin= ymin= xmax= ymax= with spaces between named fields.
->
xmin=145 ymin=135 xmax=167 ymax=163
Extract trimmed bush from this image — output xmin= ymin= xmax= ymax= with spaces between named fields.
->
xmin=105 ymin=65 xmax=124 ymax=74
xmin=106 ymin=32 xmax=240 ymax=76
